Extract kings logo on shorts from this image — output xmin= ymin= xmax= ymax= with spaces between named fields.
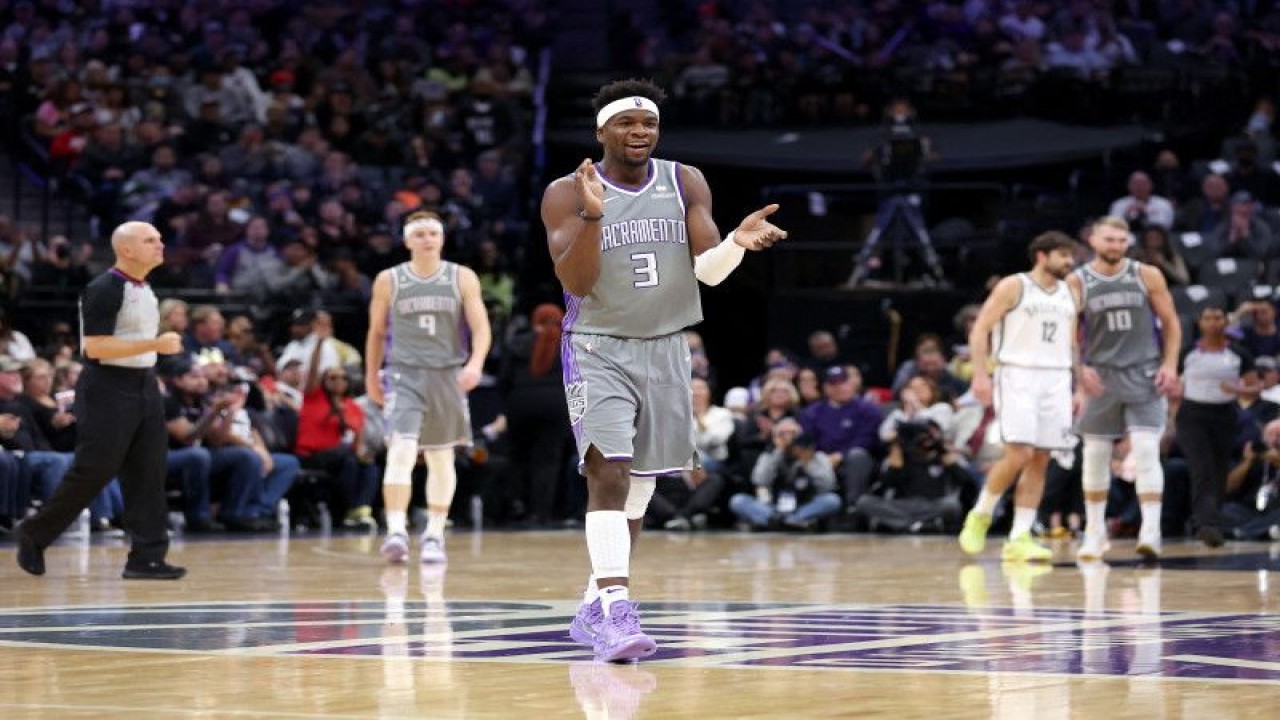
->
xmin=565 ymin=381 xmax=588 ymax=425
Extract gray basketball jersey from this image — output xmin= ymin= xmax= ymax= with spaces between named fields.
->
xmin=564 ymin=159 xmax=702 ymax=339
xmin=1078 ymin=259 xmax=1160 ymax=368
xmin=388 ymin=261 xmax=467 ymax=369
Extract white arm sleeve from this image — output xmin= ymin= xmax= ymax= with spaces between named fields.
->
xmin=693 ymin=232 xmax=746 ymax=286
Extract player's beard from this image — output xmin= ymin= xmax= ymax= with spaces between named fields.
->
xmin=1047 ymin=263 xmax=1072 ymax=280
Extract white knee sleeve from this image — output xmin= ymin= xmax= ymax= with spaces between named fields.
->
xmin=1082 ymin=436 xmax=1112 ymax=493
xmin=624 ymin=476 xmax=656 ymax=520
xmin=423 ymin=448 xmax=457 ymax=509
xmin=382 ymin=436 xmax=418 ymax=487
xmin=1130 ymin=431 xmax=1164 ymax=495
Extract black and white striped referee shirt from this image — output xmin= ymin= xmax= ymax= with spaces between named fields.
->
xmin=79 ymin=268 xmax=160 ymax=368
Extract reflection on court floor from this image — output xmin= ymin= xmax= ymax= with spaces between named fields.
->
xmin=3 ymin=589 xmax=1278 ymax=682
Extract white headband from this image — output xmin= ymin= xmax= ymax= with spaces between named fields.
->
xmin=404 ymin=217 xmax=443 ymax=234
xmin=596 ymin=96 xmax=660 ymax=128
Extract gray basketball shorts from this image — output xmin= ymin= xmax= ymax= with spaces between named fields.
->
xmin=1076 ymin=363 xmax=1167 ymax=437
xmin=387 ymin=365 xmax=471 ymax=449
xmin=561 ymin=331 xmax=696 ymax=476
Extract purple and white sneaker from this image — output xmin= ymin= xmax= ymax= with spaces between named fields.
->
xmin=380 ymin=532 xmax=409 ymax=563
xmin=569 ymin=598 xmax=603 ymax=646
xmin=593 ymin=600 xmax=658 ymax=663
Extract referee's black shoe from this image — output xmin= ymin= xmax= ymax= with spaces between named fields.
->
xmin=13 ymin=521 xmax=45 ymax=576
xmin=122 ymin=561 xmax=187 ymax=580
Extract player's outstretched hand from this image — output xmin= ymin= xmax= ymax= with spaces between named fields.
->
xmin=733 ymin=203 xmax=788 ymax=251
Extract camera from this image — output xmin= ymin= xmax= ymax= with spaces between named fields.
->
xmin=896 ymin=419 xmax=944 ymax=462
xmin=54 ymin=243 xmax=71 ymax=260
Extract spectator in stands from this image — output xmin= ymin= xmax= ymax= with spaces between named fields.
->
xmin=158 ymin=298 xmax=189 ymax=337
xmin=277 ymin=308 xmax=339 ymax=378
xmin=1237 ymin=300 xmax=1280 ymax=359
xmin=0 ymin=355 xmax=85 ymax=522
xmin=122 ymin=145 xmax=192 ymax=215
xmin=226 ymin=315 xmax=276 ymax=380
xmin=1223 ymin=417 xmax=1280 ymax=539
xmin=1207 ymin=191 xmax=1274 ymax=261
xmin=1225 ymin=139 xmax=1280 ymax=206
xmin=31 ymin=235 xmax=92 ymax=290
xmin=691 ymin=377 xmax=735 ymax=478
xmin=739 ymin=377 xmax=802 ymax=476
xmin=214 ymin=216 xmax=284 ymax=301
xmin=1174 ymin=173 xmax=1231 ymax=235
xmin=163 ymin=360 xmax=272 ymax=532
xmin=731 ymin=419 xmax=842 ymax=531
xmin=0 ymin=446 xmax=20 ymax=529
xmin=1108 ymin=171 xmax=1175 ymax=231
xmin=794 ymin=367 xmax=822 ymax=406
xmin=295 ymin=336 xmax=379 ymax=530
xmin=0 ymin=307 xmax=34 ymax=360
xmin=183 ymin=305 xmax=238 ymax=362
xmin=1130 ymin=225 xmax=1190 ymax=286
xmin=946 ymin=305 xmax=983 ymax=383
xmin=878 ymin=375 xmax=957 ymax=450
xmin=798 ymin=365 xmax=881 ymax=508
xmin=803 ymin=330 xmax=843 ymax=373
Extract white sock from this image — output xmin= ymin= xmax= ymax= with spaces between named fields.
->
xmin=425 ymin=511 xmax=447 ymax=540
xmin=1010 ymin=506 xmax=1037 ymax=539
xmin=386 ymin=511 xmax=407 ymax=535
xmin=1139 ymin=501 xmax=1162 ymax=538
xmin=1084 ymin=500 xmax=1106 ymax=538
xmin=974 ymin=488 xmax=1001 ymax=516
xmin=599 ymin=584 xmax=630 ymax=617
xmin=583 ymin=574 xmax=599 ymax=605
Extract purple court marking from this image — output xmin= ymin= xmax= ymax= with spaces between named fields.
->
xmin=2 ymin=601 xmax=1279 ymax=682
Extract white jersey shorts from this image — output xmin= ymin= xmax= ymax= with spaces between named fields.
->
xmin=993 ymin=365 xmax=1074 ymax=450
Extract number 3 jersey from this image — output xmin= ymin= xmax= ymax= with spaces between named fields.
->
xmin=563 ymin=158 xmax=702 ymax=339
xmin=1076 ymin=259 xmax=1159 ymax=368
xmin=993 ymin=273 xmax=1077 ymax=369
xmin=388 ymin=261 xmax=467 ymax=369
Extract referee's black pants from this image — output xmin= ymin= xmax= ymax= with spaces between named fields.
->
xmin=1174 ymin=399 xmax=1237 ymax=533
xmin=23 ymin=364 xmax=170 ymax=564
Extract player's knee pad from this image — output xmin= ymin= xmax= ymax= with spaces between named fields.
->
xmin=1081 ymin=436 xmax=1112 ymax=493
xmin=624 ymin=476 xmax=656 ymax=520
xmin=382 ymin=436 xmax=418 ymax=487
xmin=1130 ymin=431 xmax=1164 ymax=495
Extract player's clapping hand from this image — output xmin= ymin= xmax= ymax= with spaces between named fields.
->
xmin=733 ymin=204 xmax=789 ymax=251
xmin=574 ymin=158 xmax=604 ymax=217
xmin=155 ymin=331 xmax=183 ymax=355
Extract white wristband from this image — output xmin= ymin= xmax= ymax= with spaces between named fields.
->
xmin=694 ymin=231 xmax=746 ymax=286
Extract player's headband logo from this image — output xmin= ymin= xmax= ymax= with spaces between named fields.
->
xmin=596 ymin=96 xmax=660 ymax=129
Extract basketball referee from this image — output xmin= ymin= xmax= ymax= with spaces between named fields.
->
xmin=15 ymin=222 xmax=186 ymax=579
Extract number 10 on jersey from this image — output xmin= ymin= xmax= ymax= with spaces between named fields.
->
xmin=1106 ymin=309 xmax=1132 ymax=332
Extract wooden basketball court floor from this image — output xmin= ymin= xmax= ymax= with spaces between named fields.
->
xmin=2 ymin=529 xmax=1279 ymax=719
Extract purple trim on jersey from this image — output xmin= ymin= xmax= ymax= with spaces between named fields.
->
xmin=595 ymin=160 xmax=656 ymax=194
xmin=561 ymin=332 xmax=584 ymax=446
xmin=108 ymin=267 xmax=146 ymax=286
xmin=562 ymin=292 xmax=582 ymax=332
xmin=673 ymin=162 xmax=687 ymax=216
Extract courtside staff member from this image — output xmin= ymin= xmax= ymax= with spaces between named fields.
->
xmin=15 ymin=222 xmax=186 ymax=579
